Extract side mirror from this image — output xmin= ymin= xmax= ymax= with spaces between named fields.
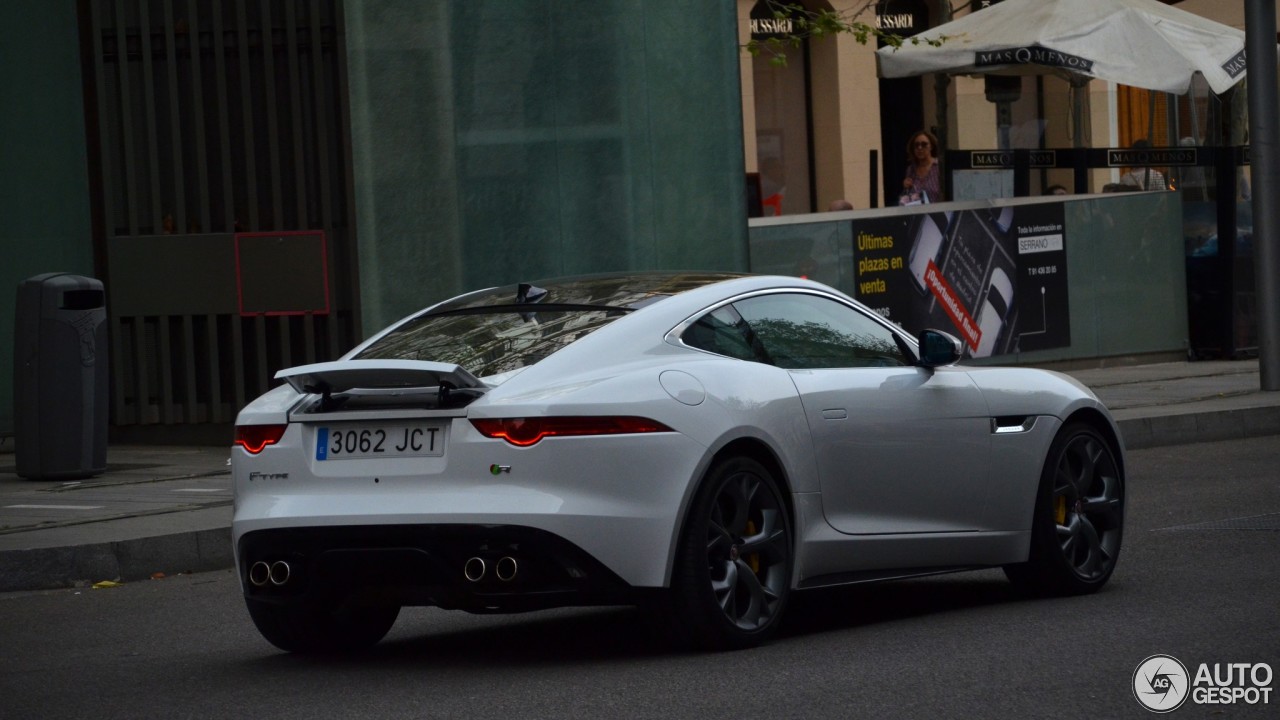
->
xmin=917 ymin=329 xmax=962 ymax=368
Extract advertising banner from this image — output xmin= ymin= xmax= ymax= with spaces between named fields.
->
xmin=853 ymin=204 xmax=1070 ymax=358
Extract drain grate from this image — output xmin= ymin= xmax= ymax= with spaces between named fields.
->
xmin=1157 ymin=513 xmax=1280 ymax=532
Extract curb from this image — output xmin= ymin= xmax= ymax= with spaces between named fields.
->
xmin=1116 ymin=406 xmax=1280 ymax=450
xmin=0 ymin=527 xmax=232 ymax=593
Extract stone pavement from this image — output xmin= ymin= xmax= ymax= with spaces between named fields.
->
xmin=2 ymin=359 xmax=1279 ymax=593
xmin=0 ymin=446 xmax=232 ymax=592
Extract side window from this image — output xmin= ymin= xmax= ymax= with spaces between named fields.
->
xmin=681 ymin=306 xmax=760 ymax=362
xmin=733 ymin=293 xmax=910 ymax=369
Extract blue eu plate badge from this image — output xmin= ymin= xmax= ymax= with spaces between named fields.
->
xmin=315 ymin=427 xmax=329 ymax=461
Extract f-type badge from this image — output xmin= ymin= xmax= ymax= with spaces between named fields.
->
xmin=489 ymin=464 xmax=512 ymax=475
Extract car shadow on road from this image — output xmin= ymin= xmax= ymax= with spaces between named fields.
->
xmin=243 ymin=571 xmax=1032 ymax=669
xmin=778 ymin=572 xmax=1026 ymax=640
xmin=245 ymin=605 xmax=668 ymax=670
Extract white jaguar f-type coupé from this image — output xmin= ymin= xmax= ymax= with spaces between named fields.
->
xmin=232 ymin=272 xmax=1124 ymax=652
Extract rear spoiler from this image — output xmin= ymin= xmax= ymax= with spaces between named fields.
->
xmin=276 ymin=359 xmax=487 ymax=396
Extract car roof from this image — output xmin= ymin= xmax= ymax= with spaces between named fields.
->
xmin=346 ymin=271 xmax=861 ymax=362
xmin=426 ymin=271 xmax=750 ymax=314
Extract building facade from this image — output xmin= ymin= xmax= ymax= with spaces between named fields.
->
xmin=737 ymin=0 xmax=1258 ymax=212
xmin=0 ymin=0 xmax=1267 ymax=441
xmin=0 ymin=0 xmax=748 ymax=441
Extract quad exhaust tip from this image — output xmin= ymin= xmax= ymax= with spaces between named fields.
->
xmin=269 ymin=560 xmax=291 ymax=586
xmin=463 ymin=557 xmax=486 ymax=582
xmin=248 ymin=560 xmax=292 ymax=587
xmin=495 ymin=556 xmax=518 ymax=582
xmin=249 ymin=561 xmax=270 ymax=587
xmin=463 ymin=556 xmax=519 ymax=582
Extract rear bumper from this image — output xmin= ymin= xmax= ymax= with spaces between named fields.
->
xmin=237 ymin=524 xmax=636 ymax=612
xmin=232 ymin=422 xmax=709 ymax=589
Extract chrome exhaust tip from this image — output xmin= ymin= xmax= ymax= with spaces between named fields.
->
xmin=248 ymin=561 xmax=271 ymax=587
xmin=463 ymin=557 xmax=486 ymax=582
xmin=269 ymin=560 xmax=291 ymax=586
xmin=495 ymin=556 xmax=518 ymax=582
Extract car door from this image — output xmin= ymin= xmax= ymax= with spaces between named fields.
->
xmin=731 ymin=292 xmax=992 ymax=534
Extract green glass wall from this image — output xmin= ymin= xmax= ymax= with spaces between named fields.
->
xmin=344 ymin=0 xmax=748 ymax=333
xmin=0 ymin=1 xmax=95 ymax=437
xmin=748 ymin=193 xmax=1188 ymax=364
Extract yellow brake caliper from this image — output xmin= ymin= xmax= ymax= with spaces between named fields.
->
xmin=1055 ymin=496 xmax=1068 ymax=525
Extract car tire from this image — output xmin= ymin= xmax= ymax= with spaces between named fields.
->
xmin=670 ymin=456 xmax=792 ymax=650
xmin=1004 ymin=422 xmax=1124 ymax=596
xmin=246 ymin=599 xmax=400 ymax=653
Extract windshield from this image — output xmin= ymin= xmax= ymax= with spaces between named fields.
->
xmin=353 ymin=272 xmax=740 ymax=378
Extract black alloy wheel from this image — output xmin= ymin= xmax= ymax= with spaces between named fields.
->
xmin=1006 ymin=422 xmax=1124 ymax=595
xmin=673 ymin=456 xmax=793 ymax=650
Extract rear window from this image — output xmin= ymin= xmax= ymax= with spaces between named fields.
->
xmin=354 ymin=273 xmax=739 ymax=379
xmin=355 ymin=308 xmax=625 ymax=379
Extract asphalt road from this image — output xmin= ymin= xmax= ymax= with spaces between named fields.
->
xmin=2 ymin=436 xmax=1277 ymax=719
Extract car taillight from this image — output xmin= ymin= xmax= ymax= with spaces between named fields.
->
xmin=470 ymin=417 xmax=672 ymax=447
xmin=234 ymin=424 xmax=287 ymax=454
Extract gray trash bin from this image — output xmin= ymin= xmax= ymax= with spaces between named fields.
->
xmin=14 ymin=273 xmax=109 ymax=480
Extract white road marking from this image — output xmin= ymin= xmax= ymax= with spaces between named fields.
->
xmin=5 ymin=504 xmax=104 ymax=510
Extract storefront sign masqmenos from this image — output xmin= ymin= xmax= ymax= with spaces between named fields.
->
xmin=974 ymin=45 xmax=1095 ymax=73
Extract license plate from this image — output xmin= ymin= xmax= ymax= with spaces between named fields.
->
xmin=315 ymin=423 xmax=446 ymax=461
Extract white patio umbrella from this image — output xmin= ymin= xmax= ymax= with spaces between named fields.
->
xmin=876 ymin=0 xmax=1249 ymax=95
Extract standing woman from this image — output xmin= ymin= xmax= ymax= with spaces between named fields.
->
xmin=900 ymin=130 xmax=941 ymax=204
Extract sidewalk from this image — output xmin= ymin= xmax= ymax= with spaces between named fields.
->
xmin=0 ymin=447 xmax=233 ymax=592
xmin=2 ymin=359 xmax=1279 ymax=593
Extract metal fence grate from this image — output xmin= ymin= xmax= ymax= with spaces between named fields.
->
xmin=80 ymin=0 xmax=358 ymax=427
